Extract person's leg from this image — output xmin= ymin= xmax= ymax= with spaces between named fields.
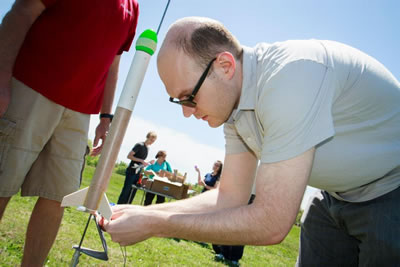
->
xmin=297 ymin=190 xmax=359 ymax=266
xmin=155 ymin=195 xmax=165 ymax=204
xmin=220 ymin=194 xmax=255 ymax=262
xmin=21 ymin=197 xmax=64 ymax=267
xmin=345 ymin=186 xmax=400 ymax=266
xmin=0 ymin=197 xmax=11 ymax=220
xmin=144 ymin=193 xmax=155 ymax=206
xmin=212 ymin=244 xmax=222 ymax=254
xmin=118 ymin=170 xmax=136 ymax=204
xmin=213 ymin=244 xmax=225 ymax=261
xmin=0 ymin=79 xmax=74 ymax=266
xmin=127 ymin=172 xmax=141 ymax=204
xmin=0 ymin=79 xmax=54 ymax=219
xmin=20 ymin=99 xmax=89 ymax=266
xmin=224 ymin=245 xmax=244 ymax=262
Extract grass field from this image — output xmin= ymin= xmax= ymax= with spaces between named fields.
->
xmin=0 ymin=166 xmax=299 ymax=266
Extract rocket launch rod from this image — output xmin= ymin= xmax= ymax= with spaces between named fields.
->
xmin=157 ymin=0 xmax=171 ymax=34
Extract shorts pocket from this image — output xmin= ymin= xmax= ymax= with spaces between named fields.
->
xmin=0 ymin=118 xmax=16 ymax=172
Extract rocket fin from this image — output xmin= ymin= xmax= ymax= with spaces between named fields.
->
xmin=97 ymin=193 xmax=113 ymax=220
xmin=61 ymin=187 xmax=113 ymax=220
xmin=61 ymin=187 xmax=89 ymax=208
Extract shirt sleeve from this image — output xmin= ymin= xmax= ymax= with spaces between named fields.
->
xmin=258 ymin=60 xmax=335 ymax=163
xmin=117 ymin=1 xmax=139 ymax=54
xmin=41 ymin=0 xmax=57 ymax=7
xmin=144 ymin=165 xmax=149 ymax=171
xmin=165 ymin=162 xmax=172 ymax=172
xmin=224 ymin=122 xmax=252 ymax=155
xmin=132 ymin=143 xmax=142 ymax=154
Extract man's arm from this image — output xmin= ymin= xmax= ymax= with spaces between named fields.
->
xmin=0 ymin=0 xmax=46 ymax=117
xmin=105 ymin=148 xmax=314 ymax=246
xmin=162 ymin=148 xmax=314 ymax=245
xmin=91 ymin=55 xmax=121 ymax=155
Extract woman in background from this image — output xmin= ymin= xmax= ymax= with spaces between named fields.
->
xmin=143 ymin=150 xmax=172 ymax=205
xmin=195 ymin=160 xmax=223 ymax=192
xmin=196 ymin=160 xmax=253 ymax=266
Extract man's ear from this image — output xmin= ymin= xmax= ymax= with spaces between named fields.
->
xmin=215 ymin=52 xmax=236 ymax=80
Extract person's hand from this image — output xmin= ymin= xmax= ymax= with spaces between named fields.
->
xmin=194 ymin=165 xmax=200 ymax=173
xmin=103 ymin=205 xmax=163 ymax=246
xmin=91 ymin=119 xmax=111 ymax=156
xmin=0 ymin=76 xmax=11 ymax=118
xmin=142 ymin=160 xmax=150 ymax=167
xmin=149 ymin=159 xmax=155 ymax=165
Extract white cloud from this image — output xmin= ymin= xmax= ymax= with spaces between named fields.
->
xmin=88 ymin=115 xmax=224 ymax=184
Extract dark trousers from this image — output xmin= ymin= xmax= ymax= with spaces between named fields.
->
xmin=297 ymin=187 xmax=400 ymax=266
xmin=144 ymin=193 xmax=165 ymax=206
xmin=213 ymin=194 xmax=256 ymax=261
xmin=213 ymin=244 xmax=245 ymax=262
xmin=117 ymin=168 xmax=140 ymax=204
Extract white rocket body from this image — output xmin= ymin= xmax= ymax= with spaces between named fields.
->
xmin=61 ymin=31 xmax=157 ymax=220
xmin=118 ymin=50 xmax=151 ymax=111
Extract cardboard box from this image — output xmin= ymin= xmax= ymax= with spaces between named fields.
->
xmin=150 ymin=177 xmax=188 ymax=200
xmin=141 ymin=178 xmax=153 ymax=189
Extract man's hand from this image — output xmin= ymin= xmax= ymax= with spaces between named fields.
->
xmin=91 ymin=118 xmax=111 ymax=156
xmin=0 ymin=84 xmax=11 ymax=118
xmin=104 ymin=205 xmax=165 ymax=246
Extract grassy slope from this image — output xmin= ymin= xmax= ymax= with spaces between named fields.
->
xmin=0 ymin=166 xmax=299 ymax=266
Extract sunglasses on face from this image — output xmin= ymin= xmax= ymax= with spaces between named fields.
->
xmin=169 ymin=58 xmax=217 ymax=108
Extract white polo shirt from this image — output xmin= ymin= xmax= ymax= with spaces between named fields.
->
xmin=224 ymin=40 xmax=400 ymax=202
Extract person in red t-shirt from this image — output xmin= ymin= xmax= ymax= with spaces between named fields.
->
xmin=0 ymin=0 xmax=139 ymax=265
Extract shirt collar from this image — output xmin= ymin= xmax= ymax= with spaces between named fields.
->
xmin=230 ymin=45 xmax=258 ymax=121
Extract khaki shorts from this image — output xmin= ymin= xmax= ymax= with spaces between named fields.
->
xmin=0 ymin=79 xmax=90 ymax=201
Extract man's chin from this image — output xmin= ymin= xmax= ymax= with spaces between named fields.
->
xmin=207 ymin=119 xmax=223 ymax=128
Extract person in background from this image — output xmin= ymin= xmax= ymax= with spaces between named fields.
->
xmin=213 ymin=193 xmax=255 ymax=267
xmin=195 ymin=160 xmax=223 ymax=193
xmin=0 ymin=1 xmax=139 ymax=266
xmin=117 ymin=131 xmax=157 ymax=204
xmin=143 ymin=150 xmax=173 ymax=206
xmin=197 ymin=160 xmax=249 ymax=266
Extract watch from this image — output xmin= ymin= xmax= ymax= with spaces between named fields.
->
xmin=99 ymin=113 xmax=114 ymax=122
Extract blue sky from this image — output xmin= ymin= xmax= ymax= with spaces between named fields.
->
xmin=1 ymin=1 xmax=399 ymax=204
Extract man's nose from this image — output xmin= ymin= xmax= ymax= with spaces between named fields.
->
xmin=182 ymin=105 xmax=195 ymax=118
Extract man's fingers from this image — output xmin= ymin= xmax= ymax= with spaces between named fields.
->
xmin=98 ymin=216 xmax=106 ymax=231
xmin=90 ymin=145 xmax=103 ymax=156
xmin=111 ymin=204 xmax=131 ymax=213
xmin=110 ymin=211 xmax=125 ymax=221
xmin=93 ymin=135 xmax=100 ymax=147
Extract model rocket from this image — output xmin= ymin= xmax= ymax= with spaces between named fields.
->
xmin=61 ymin=29 xmax=158 ymax=220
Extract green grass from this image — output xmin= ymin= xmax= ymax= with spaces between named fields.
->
xmin=0 ymin=166 xmax=299 ymax=266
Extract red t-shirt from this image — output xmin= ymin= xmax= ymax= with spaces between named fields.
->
xmin=13 ymin=0 xmax=139 ymax=114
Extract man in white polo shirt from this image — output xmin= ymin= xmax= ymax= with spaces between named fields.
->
xmin=105 ymin=17 xmax=400 ymax=265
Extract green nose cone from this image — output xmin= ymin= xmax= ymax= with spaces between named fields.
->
xmin=136 ymin=29 xmax=158 ymax=55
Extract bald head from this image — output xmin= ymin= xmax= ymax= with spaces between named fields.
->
xmin=158 ymin=16 xmax=242 ymax=68
xmin=157 ymin=17 xmax=243 ymax=128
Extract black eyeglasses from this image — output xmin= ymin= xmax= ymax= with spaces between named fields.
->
xmin=169 ymin=58 xmax=217 ymax=108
